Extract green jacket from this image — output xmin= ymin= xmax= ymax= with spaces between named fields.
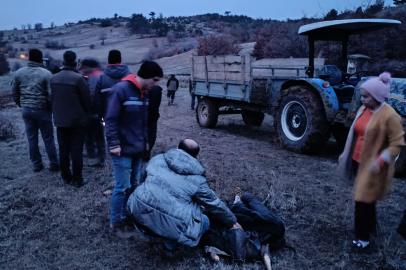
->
xmin=12 ymin=61 xmax=52 ymax=109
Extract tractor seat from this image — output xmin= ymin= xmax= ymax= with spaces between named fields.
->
xmin=320 ymin=65 xmax=342 ymax=86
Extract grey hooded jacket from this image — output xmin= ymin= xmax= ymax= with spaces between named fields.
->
xmin=127 ymin=149 xmax=237 ymax=247
xmin=12 ymin=61 xmax=52 ymax=109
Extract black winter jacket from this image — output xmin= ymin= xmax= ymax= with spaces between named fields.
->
xmin=202 ymin=194 xmax=285 ymax=260
xmin=94 ymin=65 xmax=132 ymax=119
xmin=105 ymin=74 xmax=148 ymax=157
xmin=167 ymin=76 xmax=179 ymax=91
xmin=148 ymin=85 xmax=162 ymax=123
xmin=50 ymin=67 xmax=91 ymax=127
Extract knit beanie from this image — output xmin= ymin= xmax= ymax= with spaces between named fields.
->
xmin=108 ymin=50 xmax=121 ymax=64
xmin=137 ymin=61 xmax=163 ymax=79
xmin=28 ymin=49 xmax=43 ymax=63
xmin=63 ymin=50 xmax=77 ymax=66
xmin=360 ymin=72 xmax=391 ymax=103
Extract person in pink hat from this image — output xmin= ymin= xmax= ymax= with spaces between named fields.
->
xmin=338 ymin=72 xmax=405 ymax=249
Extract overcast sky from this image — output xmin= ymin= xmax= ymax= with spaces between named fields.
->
xmin=0 ymin=0 xmax=394 ymax=30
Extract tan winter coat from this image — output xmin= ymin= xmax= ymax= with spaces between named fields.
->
xmin=338 ymin=103 xmax=405 ymax=203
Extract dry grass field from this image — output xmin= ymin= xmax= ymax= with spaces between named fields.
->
xmin=0 ymin=72 xmax=406 ymax=269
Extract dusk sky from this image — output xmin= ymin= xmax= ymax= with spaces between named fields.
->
xmin=0 ymin=0 xmax=394 ymax=30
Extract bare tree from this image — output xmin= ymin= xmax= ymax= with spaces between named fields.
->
xmin=21 ymin=24 xmax=26 ymax=31
xmin=99 ymin=33 xmax=107 ymax=45
xmin=50 ymin=22 xmax=55 ymax=29
xmin=225 ymin=11 xmax=231 ymax=16
xmin=34 ymin=23 xmax=43 ymax=31
xmin=27 ymin=23 xmax=32 ymax=30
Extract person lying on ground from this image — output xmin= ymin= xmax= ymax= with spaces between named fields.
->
xmin=201 ymin=190 xmax=285 ymax=268
xmin=127 ymin=139 xmax=242 ymax=252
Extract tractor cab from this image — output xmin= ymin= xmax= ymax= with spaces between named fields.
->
xmin=298 ymin=19 xmax=401 ymax=111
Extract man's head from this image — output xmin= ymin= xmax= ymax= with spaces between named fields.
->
xmin=136 ymin=61 xmax=163 ymax=91
xmin=108 ymin=50 xmax=121 ymax=64
xmin=28 ymin=49 xmax=43 ymax=63
xmin=63 ymin=50 xmax=77 ymax=67
xmin=178 ymin=139 xmax=200 ymax=158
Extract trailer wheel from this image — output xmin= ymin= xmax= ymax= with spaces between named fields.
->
xmin=242 ymin=110 xmax=265 ymax=126
xmin=274 ymin=85 xmax=331 ymax=154
xmin=196 ymin=98 xmax=219 ymax=128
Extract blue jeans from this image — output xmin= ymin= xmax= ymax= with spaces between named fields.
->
xmin=135 ymin=214 xmax=210 ymax=250
xmin=191 ymin=93 xmax=196 ymax=109
xmin=110 ymin=155 xmax=142 ymax=225
xmin=21 ymin=107 xmax=59 ymax=170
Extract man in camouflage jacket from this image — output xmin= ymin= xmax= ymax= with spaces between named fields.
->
xmin=12 ymin=49 xmax=59 ymax=172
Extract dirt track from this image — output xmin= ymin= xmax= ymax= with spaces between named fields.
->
xmin=1 ymin=82 xmax=406 ymax=270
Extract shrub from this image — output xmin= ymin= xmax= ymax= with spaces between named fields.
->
xmin=5 ymin=44 xmax=13 ymax=53
xmin=89 ymin=44 xmax=95 ymax=49
xmin=20 ymin=48 xmax=24 ymax=51
xmin=152 ymin=38 xmax=158 ymax=48
xmin=0 ymin=52 xmax=10 ymax=75
xmin=45 ymin=39 xmax=66 ymax=49
xmin=8 ymin=51 xmax=16 ymax=58
xmin=0 ymin=109 xmax=21 ymax=141
xmin=11 ymin=61 xmax=22 ymax=71
xmin=101 ymin=19 xmax=113 ymax=27
xmin=166 ymin=30 xmax=176 ymax=43
xmin=197 ymin=35 xmax=241 ymax=56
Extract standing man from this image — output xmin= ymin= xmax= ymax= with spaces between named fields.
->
xmin=166 ymin=74 xmax=179 ymax=106
xmin=51 ymin=50 xmax=91 ymax=187
xmin=79 ymin=58 xmax=105 ymax=167
xmin=12 ymin=49 xmax=59 ymax=172
xmin=189 ymin=77 xmax=196 ymax=110
xmin=94 ymin=50 xmax=132 ymax=120
xmin=146 ymin=85 xmax=162 ymax=161
xmin=105 ymin=61 xmax=163 ymax=237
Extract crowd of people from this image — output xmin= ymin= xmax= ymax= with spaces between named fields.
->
xmin=10 ymin=48 xmax=406 ymax=264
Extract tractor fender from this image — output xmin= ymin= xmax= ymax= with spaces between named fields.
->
xmin=281 ymin=79 xmax=339 ymax=122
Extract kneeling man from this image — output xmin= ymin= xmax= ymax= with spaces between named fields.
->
xmin=127 ymin=139 xmax=241 ymax=249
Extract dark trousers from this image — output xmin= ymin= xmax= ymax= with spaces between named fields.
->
xmin=85 ymin=115 xmax=106 ymax=162
xmin=21 ymin=107 xmax=59 ymax=169
xmin=167 ymin=90 xmax=176 ymax=100
xmin=191 ymin=93 xmax=196 ymax=109
xmin=57 ymin=127 xmax=86 ymax=182
xmin=144 ymin=121 xmax=157 ymax=162
xmin=354 ymin=201 xmax=377 ymax=241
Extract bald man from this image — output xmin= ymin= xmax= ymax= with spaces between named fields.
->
xmin=127 ymin=139 xmax=241 ymax=252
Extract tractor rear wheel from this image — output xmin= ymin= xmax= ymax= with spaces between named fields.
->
xmin=274 ymin=85 xmax=331 ymax=154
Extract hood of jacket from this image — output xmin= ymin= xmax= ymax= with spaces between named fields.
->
xmin=163 ymin=149 xmax=205 ymax=176
xmin=27 ymin=61 xmax=44 ymax=68
xmin=104 ymin=64 xmax=131 ymax=79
